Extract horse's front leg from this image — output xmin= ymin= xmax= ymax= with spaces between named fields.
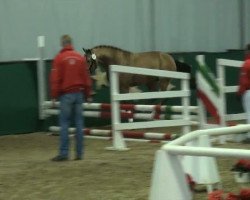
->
xmin=119 ymin=85 xmax=130 ymax=94
xmin=119 ymin=74 xmax=131 ymax=94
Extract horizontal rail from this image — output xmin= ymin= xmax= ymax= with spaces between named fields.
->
xmin=217 ymin=59 xmax=243 ymax=67
xmin=163 ymin=124 xmax=250 ymax=147
xmin=43 ymin=101 xmax=198 ymax=113
xmin=115 ymin=119 xmax=191 ymax=130
xmin=113 ymin=90 xmax=190 ymax=101
xmin=225 ymin=113 xmax=246 ymax=121
xmin=110 ymin=65 xmax=190 ymax=79
xmin=165 ymin=145 xmax=250 ymax=158
xmin=0 ymin=58 xmax=50 ymax=64
xmin=48 ymin=126 xmax=176 ymax=141
xmin=224 ymin=85 xmax=238 ymax=93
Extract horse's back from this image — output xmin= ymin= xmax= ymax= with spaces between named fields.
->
xmin=131 ymin=51 xmax=176 ymax=72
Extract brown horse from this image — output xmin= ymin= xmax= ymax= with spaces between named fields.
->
xmin=83 ymin=45 xmax=190 ymax=93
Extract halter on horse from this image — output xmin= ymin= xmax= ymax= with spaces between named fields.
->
xmin=82 ymin=48 xmax=97 ymax=75
xmin=83 ymin=45 xmax=193 ymax=92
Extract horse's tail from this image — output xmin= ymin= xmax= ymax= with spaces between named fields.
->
xmin=175 ymin=59 xmax=191 ymax=73
xmin=175 ymin=60 xmax=196 ymax=90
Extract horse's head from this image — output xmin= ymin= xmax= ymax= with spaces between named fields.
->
xmin=82 ymin=47 xmax=97 ymax=75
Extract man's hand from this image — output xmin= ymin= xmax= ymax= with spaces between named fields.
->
xmin=86 ymin=97 xmax=93 ymax=103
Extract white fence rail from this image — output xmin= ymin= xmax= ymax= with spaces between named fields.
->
xmin=109 ymin=64 xmax=191 ymax=150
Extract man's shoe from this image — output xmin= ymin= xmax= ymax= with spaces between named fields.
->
xmin=74 ymin=156 xmax=82 ymax=161
xmin=242 ymin=138 xmax=250 ymax=144
xmin=51 ymin=155 xmax=68 ymax=162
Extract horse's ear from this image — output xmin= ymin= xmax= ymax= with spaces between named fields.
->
xmin=82 ymin=48 xmax=86 ymax=53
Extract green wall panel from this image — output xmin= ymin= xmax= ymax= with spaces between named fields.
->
xmin=0 ymin=62 xmax=40 ymax=135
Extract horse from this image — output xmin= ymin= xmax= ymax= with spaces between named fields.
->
xmin=83 ymin=45 xmax=192 ymax=93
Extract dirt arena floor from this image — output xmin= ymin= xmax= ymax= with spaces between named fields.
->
xmin=1 ymin=127 xmax=250 ymax=200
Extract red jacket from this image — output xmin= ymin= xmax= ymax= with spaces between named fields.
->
xmin=50 ymin=45 xmax=92 ymax=99
xmin=238 ymin=54 xmax=250 ymax=96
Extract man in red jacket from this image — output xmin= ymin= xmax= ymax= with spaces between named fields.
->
xmin=238 ymin=44 xmax=250 ymax=142
xmin=50 ymin=35 xmax=92 ymax=161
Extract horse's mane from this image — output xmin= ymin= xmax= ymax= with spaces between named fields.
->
xmin=92 ymin=45 xmax=131 ymax=54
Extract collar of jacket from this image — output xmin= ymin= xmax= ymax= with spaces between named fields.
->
xmin=60 ymin=45 xmax=74 ymax=53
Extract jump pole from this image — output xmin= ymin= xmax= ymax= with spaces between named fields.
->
xmin=43 ymin=101 xmax=198 ymax=113
xmin=48 ymin=126 xmax=176 ymax=142
xmin=44 ymin=108 xmax=199 ymax=124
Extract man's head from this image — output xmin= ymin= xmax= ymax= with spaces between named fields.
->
xmin=61 ymin=35 xmax=72 ymax=47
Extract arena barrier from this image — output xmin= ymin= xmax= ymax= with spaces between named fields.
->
xmin=149 ymin=124 xmax=250 ymax=200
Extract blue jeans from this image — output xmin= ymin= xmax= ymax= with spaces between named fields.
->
xmin=59 ymin=92 xmax=84 ymax=158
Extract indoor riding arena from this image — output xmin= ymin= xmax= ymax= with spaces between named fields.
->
xmin=1 ymin=1 xmax=250 ymax=200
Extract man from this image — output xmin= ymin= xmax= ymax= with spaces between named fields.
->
xmin=50 ymin=35 xmax=92 ymax=161
xmin=238 ymin=44 xmax=250 ymax=142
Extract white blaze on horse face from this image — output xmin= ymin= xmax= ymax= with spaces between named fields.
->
xmin=91 ymin=53 xmax=97 ymax=60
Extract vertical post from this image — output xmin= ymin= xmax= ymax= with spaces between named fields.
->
xmin=197 ymin=99 xmax=207 ymax=129
xmin=37 ymin=36 xmax=46 ymax=120
xmin=216 ymin=60 xmax=227 ymax=143
xmin=181 ymin=76 xmax=199 ymax=185
xmin=216 ymin=60 xmax=226 ymax=126
xmin=107 ymin=65 xmax=128 ymax=150
xmin=181 ymin=77 xmax=191 ymax=135
xmin=196 ymin=72 xmax=208 ymax=129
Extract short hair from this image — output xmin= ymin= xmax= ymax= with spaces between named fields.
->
xmin=61 ymin=35 xmax=72 ymax=46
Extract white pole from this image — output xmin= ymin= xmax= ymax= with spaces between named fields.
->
xmin=216 ymin=60 xmax=227 ymax=144
xmin=181 ymin=77 xmax=191 ymax=135
xmin=37 ymin=36 xmax=46 ymax=119
xmin=107 ymin=66 xmax=128 ymax=150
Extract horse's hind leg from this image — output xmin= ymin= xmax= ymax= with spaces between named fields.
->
xmin=159 ymin=78 xmax=171 ymax=91
xmin=119 ymin=74 xmax=131 ymax=93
